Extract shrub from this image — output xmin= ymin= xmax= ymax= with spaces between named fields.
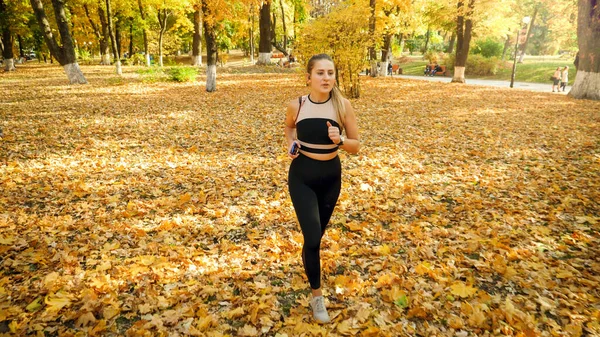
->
xmin=424 ymin=50 xmax=446 ymax=64
xmin=128 ymin=53 xmax=147 ymax=66
xmin=136 ymin=67 xmax=166 ymax=83
xmin=472 ymin=38 xmax=503 ymax=58
xmin=441 ymin=54 xmax=502 ymax=76
xmin=167 ymin=66 xmax=198 ymax=82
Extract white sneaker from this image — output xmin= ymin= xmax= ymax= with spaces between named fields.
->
xmin=310 ymin=296 xmax=331 ymax=323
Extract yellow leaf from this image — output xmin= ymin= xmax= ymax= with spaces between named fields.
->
xmin=26 ymin=297 xmax=43 ymax=312
xmin=196 ymin=315 xmax=215 ymax=331
xmin=556 ymin=271 xmax=573 ymax=279
xmin=0 ymin=236 xmax=14 ymax=245
xmin=447 ymin=314 xmax=464 ymax=329
xmin=238 ymin=324 xmax=258 ymax=336
xmin=75 ymin=312 xmax=96 ymax=328
xmin=103 ymin=307 xmax=120 ymax=320
xmin=45 ymin=291 xmax=73 ymax=312
xmin=225 ymin=306 xmax=245 ymax=319
xmin=450 ymin=282 xmax=477 ymax=298
xmin=179 ymin=193 xmax=191 ymax=205
xmin=337 ymin=319 xmax=359 ymax=335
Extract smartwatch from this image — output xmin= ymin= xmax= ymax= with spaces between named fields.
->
xmin=337 ymin=135 xmax=345 ymax=146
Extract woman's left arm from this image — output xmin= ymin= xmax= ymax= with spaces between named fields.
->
xmin=340 ymin=99 xmax=360 ymax=154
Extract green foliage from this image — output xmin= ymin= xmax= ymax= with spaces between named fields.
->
xmin=443 ymin=54 xmax=502 ymax=76
xmin=128 ymin=53 xmax=147 ymax=66
xmin=296 ymin=2 xmax=371 ymax=98
xmin=405 ymin=39 xmax=422 ymax=55
xmin=167 ymin=66 xmax=198 ymax=82
xmin=76 ymin=49 xmax=92 ymax=64
xmin=136 ymin=67 xmax=167 ymax=83
xmin=424 ymin=50 xmax=446 ymax=64
xmin=472 ymin=38 xmax=504 ymax=58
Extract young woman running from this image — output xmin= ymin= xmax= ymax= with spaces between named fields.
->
xmin=284 ymin=54 xmax=360 ymax=323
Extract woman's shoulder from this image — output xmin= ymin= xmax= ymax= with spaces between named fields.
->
xmin=287 ymin=95 xmax=306 ymax=113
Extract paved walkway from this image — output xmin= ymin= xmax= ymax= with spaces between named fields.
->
xmin=394 ymin=74 xmax=571 ymax=94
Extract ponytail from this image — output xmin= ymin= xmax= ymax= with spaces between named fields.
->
xmin=331 ymin=85 xmax=346 ymax=133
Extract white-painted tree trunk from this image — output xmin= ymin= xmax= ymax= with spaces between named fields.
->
xmin=451 ymin=66 xmax=466 ymax=83
xmin=379 ymin=61 xmax=389 ymax=77
xmin=63 ymin=63 xmax=88 ymax=84
xmin=4 ymin=58 xmax=15 ymax=71
xmin=191 ymin=55 xmax=202 ymax=67
xmin=568 ymin=70 xmax=600 ymax=100
xmin=101 ymin=54 xmax=111 ymax=65
xmin=206 ymin=64 xmax=216 ymax=92
xmin=145 ymin=54 xmax=151 ymax=67
xmin=370 ymin=61 xmax=378 ymax=77
xmin=257 ymin=52 xmax=270 ymax=65
xmin=115 ymin=60 xmax=122 ymax=75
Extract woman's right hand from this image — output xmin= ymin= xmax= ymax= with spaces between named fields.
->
xmin=288 ymin=140 xmax=301 ymax=159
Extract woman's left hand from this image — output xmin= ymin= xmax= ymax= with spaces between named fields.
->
xmin=326 ymin=121 xmax=341 ymax=144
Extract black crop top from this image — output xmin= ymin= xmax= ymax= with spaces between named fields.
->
xmin=294 ymin=95 xmax=340 ymax=154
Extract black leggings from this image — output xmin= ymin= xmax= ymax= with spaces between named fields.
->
xmin=288 ymin=153 xmax=341 ymax=289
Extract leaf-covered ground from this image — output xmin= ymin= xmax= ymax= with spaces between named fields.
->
xmin=1 ymin=64 xmax=599 ymax=337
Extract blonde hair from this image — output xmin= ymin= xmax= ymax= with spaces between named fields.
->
xmin=306 ymin=54 xmax=346 ymax=133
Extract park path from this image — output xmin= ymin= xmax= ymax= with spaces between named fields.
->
xmin=395 ymin=74 xmax=571 ymax=94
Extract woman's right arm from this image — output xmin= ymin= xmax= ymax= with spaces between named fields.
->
xmin=284 ymin=100 xmax=300 ymax=157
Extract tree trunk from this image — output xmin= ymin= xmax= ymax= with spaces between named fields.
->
xmin=105 ymin=0 xmax=121 ymax=75
xmin=249 ymin=5 xmax=254 ymax=64
xmin=0 ymin=0 xmax=16 ymax=71
xmin=191 ymin=7 xmax=202 ymax=66
xmin=115 ymin=14 xmax=121 ymax=59
xmin=422 ymin=27 xmax=430 ymax=53
xmin=379 ymin=33 xmax=392 ymax=77
xmin=29 ymin=0 xmax=87 ymax=83
xmin=17 ymin=34 xmax=23 ymax=58
xmin=98 ymin=3 xmax=111 ymax=65
xmin=138 ymin=0 xmax=150 ymax=66
xmin=203 ymin=0 xmax=217 ymax=92
xmin=447 ymin=32 xmax=455 ymax=54
xmin=128 ymin=18 xmax=133 ymax=58
xmin=158 ymin=9 xmax=169 ymax=67
xmin=518 ymin=4 xmax=538 ymax=63
xmin=501 ymin=34 xmax=510 ymax=60
xmin=398 ymin=34 xmax=405 ymax=55
xmin=279 ymin=0 xmax=287 ymax=51
xmin=451 ymin=0 xmax=474 ymax=84
xmin=569 ymin=0 xmax=600 ymax=100
xmin=257 ymin=1 xmax=271 ymax=65
xmin=368 ymin=0 xmax=376 ymax=77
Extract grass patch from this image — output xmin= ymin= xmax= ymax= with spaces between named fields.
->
xmin=396 ymin=58 xmax=576 ymax=84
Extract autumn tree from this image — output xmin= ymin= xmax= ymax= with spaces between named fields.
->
xmin=296 ymin=1 xmax=370 ymax=98
xmin=257 ymin=0 xmax=271 ymax=64
xmin=569 ymin=0 xmax=600 ymax=100
xmin=451 ymin=0 xmax=474 ymax=83
xmin=191 ymin=3 xmax=202 ymax=66
xmin=138 ymin=0 xmax=151 ymax=66
xmin=29 ymin=0 xmax=87 ymax=84
xmin=82 ymin=1 xmax=111 ymax=65
xmin=203 ymin=0 xmax=218 ymax=91
xmin=105 ymin=0 xmax=121 ymax=74
xmin=0 ymin=0 xmax=16 ymax=71
xmin=378 ymin=0 xmax=411 ymax=77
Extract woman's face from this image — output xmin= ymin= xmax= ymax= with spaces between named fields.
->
xmin=309 ymin=60 xmax=335 ymax=94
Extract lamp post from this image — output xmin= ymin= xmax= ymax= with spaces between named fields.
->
xmin=510 ymin=16 xmax=531 ymax=88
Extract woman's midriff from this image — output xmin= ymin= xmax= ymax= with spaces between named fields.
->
xmin=299 ymin=150 xmax=338 ymax=161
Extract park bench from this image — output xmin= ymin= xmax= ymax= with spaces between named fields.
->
xmin=426 ymin=64 xmax=447 ymax=76
xmin=272 ymin=52 xmax=285 ymax=59
xmin=392 ymin=64 xmax=403 ymax=74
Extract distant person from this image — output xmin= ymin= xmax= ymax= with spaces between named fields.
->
xmin=387 ymin=62 xmax=393 ymax=75
xmin=424 ymin=65 xmax=432 ymax=76
xmin=289 ymin=54 xmax=296 ymax=63
xmin=430 ymin=64 xmax=442 ymax=76
xmin=552 ymin=67 xmax=561 ymax=92
xmin=560 ymin=66 xmax=569 ymax=92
